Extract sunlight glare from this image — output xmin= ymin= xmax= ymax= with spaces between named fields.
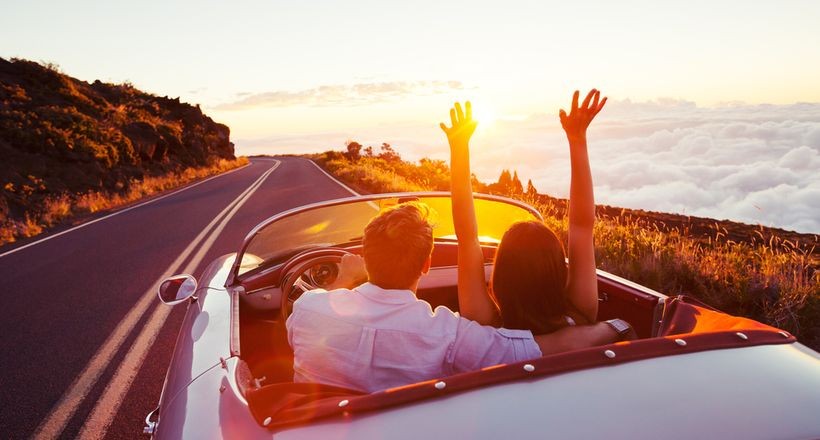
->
xmin=472 ymin=103 xmax=497 ymax=129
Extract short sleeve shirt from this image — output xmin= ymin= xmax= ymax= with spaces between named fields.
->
xmin=286 ymin=282 xmax=542 ymax=393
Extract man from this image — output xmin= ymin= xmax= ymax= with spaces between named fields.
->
xmin=286 ymin=202 xmax=630 ymax=393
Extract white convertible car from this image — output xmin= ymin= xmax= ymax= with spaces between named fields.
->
xmin=147 ymin=192 xmax=820 ymax=439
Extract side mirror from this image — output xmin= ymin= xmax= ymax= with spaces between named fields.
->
xmin=158 ymin=274 xmax=198 ymax=306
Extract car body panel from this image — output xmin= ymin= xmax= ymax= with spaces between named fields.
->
xmin=156 ymin=357 xmax=268 ymax=440
xmin=155 ymin=343 xmax=820 ymax=439
xmin=151 ymin=192 xmax=820 ymax=439
xmin=273 ymin=343 xmax=820 ymax=440
xmin=157 ymin=255 xmax=236 ymax=413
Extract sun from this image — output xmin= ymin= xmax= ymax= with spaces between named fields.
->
xmin=471 ymin=103 xmax=497 ymax=129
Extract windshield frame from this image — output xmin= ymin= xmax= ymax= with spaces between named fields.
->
xmin=225 ymin=191 xmax=543 ymax=287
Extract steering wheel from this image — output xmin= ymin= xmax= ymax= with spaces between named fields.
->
xmin=280 ymin=248 xmax=352 ymax=322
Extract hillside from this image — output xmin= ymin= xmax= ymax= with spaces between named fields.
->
xmin=309 ymin=144 xmax=819 ymax=349
xmin=0 ymin=57 xmax=244 ymax=245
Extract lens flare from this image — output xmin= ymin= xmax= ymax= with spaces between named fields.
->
xmin=473 ymin=104 xmax=497 ymax=128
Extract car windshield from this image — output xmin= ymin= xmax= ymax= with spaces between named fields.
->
xmin=235 ymin=193 xmax=541 ymax=278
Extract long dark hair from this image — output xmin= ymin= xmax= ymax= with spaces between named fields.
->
xmin=490 ymin=221 xmax=569 ymax=334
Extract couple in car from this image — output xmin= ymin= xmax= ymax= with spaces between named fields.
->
xmin=286 ymin=89 xmax=636 ymax=393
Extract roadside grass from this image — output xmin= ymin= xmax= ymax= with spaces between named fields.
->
xmin=310 ymin=152 xmax=819 ymax=349
xmin=0 ymin=157 xmax=248 ymax=247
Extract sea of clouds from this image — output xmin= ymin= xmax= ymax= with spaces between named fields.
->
xmin=475 ymin=100 xmax=820 ymax=234
xmin=234 ymin=99 xmax=820 ymax=234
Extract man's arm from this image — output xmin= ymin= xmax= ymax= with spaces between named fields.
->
xmin=326 ymin=254 xmax=368 ymax=290
xmin=533 ymin=322 xmax=623 ymax=355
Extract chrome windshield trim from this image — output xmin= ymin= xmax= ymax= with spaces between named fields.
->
xmin=226 ymin=191 xmax=542 ymax=287
xmin=230 ymin=288 xmax=241 ymax=356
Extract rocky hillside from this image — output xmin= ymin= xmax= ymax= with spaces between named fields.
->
xmin=0 ymin=57 xmax=237 ymax=241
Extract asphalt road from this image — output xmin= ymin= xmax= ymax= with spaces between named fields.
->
xmin=0 ymin=156 xmax=357 ymax=439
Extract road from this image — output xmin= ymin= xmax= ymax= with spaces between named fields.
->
xmin=0 ymin=156 xmax=358 ymax=439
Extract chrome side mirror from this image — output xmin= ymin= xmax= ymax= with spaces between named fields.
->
xmin=158 ymin=274 xmax=198 ymax=305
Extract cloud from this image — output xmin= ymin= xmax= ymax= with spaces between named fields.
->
xmin=215 ymin=80 xmax=466 ymax=110
xmin=233 ymin=98 xmax=820 ymax=234
xmin=475 ymin=100 xmax=820 ymax=233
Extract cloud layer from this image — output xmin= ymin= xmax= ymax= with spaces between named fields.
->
xmin=215 ymin=80 xmax=465 ymax=110
xmin=235 ymin=99 xmax=820 ymax=234
xmin=476 ymin=100 xmax=820 ymax=234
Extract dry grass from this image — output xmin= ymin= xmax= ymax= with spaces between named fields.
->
xmin=311 ymin=153 xmax=819 ymax=349
xmin=313 ymin=151 xmax=447 ymax=194
xmin=0 ymin=157 xmax=248 ymax=246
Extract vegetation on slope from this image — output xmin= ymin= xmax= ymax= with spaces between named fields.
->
xmin=310 ymin=142 xmax=819 ymax=349
xmin=0 ymin=58 xmax=246 ymax=246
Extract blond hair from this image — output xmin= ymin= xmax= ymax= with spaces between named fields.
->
xmin=362 ymin=202 xmax=434 ymax=289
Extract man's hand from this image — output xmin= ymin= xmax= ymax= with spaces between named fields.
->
xmin=559 ymin=89 xmax=607 ymax=142
xmin=440 ymin=101 xmax=477 ymax=149
xmin=328 ymin=254 xmax=368 ymax=290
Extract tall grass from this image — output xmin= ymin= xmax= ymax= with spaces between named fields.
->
xmin=0 ymin=157 xmax=248 ymax=246
xmin=315 ymin=151 xmax=449 ymax=194
xmin=311 ymin=153 xmax=819 ymax=349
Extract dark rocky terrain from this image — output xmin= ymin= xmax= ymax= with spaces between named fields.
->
xmin=0 ymin=57 xmax=236 ymax=241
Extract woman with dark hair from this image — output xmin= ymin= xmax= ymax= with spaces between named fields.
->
xmin=440 ymin=90 xmax=613 ymax=340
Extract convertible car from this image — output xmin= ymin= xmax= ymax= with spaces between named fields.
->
xmin=147 ymin=192 xmax=820 ymax=439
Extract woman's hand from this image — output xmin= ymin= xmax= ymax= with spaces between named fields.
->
xmin=440 ymin=101 xmax=477 ymax=149
xmin=559 ymin=89 xmax=607 ymax=142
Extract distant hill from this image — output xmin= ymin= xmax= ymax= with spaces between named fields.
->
xmin=0 ymin=57 xmax=239 ymax=244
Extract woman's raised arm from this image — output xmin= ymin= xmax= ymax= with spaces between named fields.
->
xmin=560 ymin=89 xmax=607 ymax=324
xmin=440 ymin=102 xmax=500 ymax=325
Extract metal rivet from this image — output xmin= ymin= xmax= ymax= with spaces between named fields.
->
xmin=675 ymin=338 xmax=687 ymax=346
xmin=219 ymin=384 xmax=227 ymax=393
xmin=604 ymin=350 xmax=616 ymax=358
xmin=263 ymin=417 xmax=272 ymax=426
xmin=338 ymin=399 xmax=349 ymax=408
xmin=523 ymin=364 xmax=535 ymax=372
xmin=779 ymin=331 xmax=790 ymax=338
xmin=736 ymin=332 xmax=748 ymax=340
xmin=434 ymin=381 xmax=446 ymax=390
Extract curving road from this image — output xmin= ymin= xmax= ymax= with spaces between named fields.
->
xmin=0 ymin=157 xmax=358 ymax=439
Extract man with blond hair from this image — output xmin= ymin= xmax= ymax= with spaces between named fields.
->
xmin=286 ymin=202 xmax=622 ymax=393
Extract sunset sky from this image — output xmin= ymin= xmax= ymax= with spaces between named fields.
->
xmin=2 ymin=0 xmax=819 ymax=232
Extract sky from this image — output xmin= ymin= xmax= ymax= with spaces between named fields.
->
xmin=2 ymin=0 xmax=819 ymax=233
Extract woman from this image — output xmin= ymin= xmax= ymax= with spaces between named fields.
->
xmin=440 ymin=89 xmax=606 ymax=332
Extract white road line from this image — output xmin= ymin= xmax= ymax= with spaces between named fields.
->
xmin=31 ymin=160 xmax=279 ymax=440
xmin=76 ymin=160 xmax=279 ymax=440
xmin=0 ymin=162 xmax=251 ymax=260
xmin=306 ymin=159 xmax=361 ymax=196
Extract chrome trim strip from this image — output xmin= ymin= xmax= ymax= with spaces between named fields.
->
xmin=230 ymin=289 xmax=240 ymax=356
xmin=595 ymin=269 xmax=668 ymax=301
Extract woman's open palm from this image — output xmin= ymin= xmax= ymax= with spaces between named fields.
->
xmin=559 ymin=89 xmax=607 ymax=140
xmin=440 ymin=101 xmax=477 ymax=148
